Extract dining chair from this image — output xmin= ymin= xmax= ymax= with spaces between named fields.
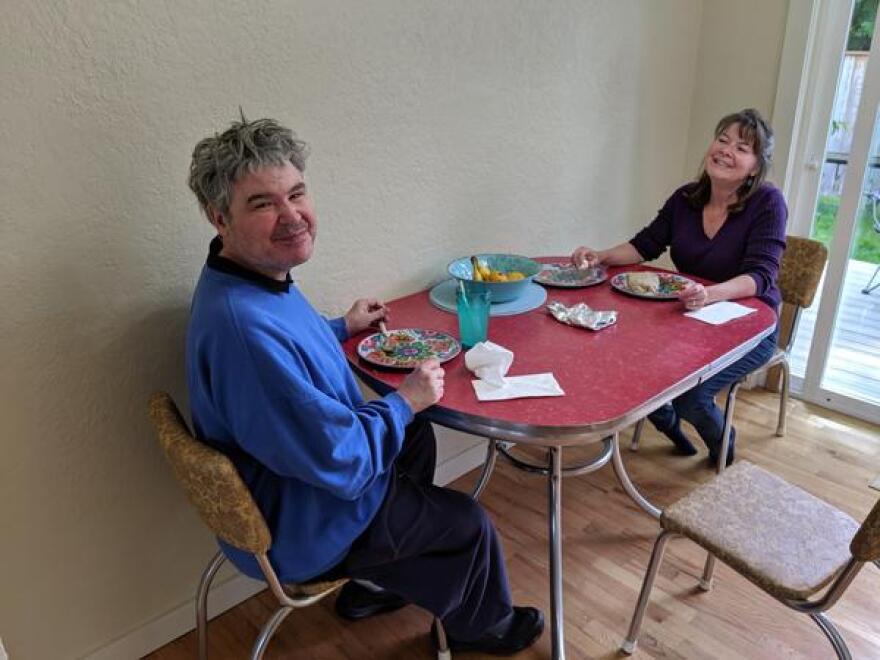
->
xmin=621 ymin=460 xmax=880 ymax=659
xmin=148 ymin=392 xmax=452 ymax=660
xmin=629 ymin=235 xmax=828 ymax=457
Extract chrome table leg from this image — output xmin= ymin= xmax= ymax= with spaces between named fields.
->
xmin=470 ymin=439 xmax=499 ymax=500
xmin=611 ymin=433 xmax=661 ymax=519
xmin=548 ymin=446 xmax=566 ymax=660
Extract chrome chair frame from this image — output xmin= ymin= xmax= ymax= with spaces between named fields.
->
xmin=621 ymin=532 xmax=865 ymax=659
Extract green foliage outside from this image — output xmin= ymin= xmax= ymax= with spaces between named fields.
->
xmin=812 ymin=194 xmax=880 ymax=264
xmin=848 ymin=0 xmax=879 ymax=51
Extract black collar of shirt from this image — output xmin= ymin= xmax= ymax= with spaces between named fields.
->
xmin=205 ymin=236 xmax=293 ymax=293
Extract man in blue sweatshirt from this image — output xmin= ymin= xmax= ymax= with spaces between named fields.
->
xmin=185 ymin=117 xmax=543 ymax=654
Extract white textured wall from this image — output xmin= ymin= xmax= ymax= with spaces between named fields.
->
xmin=0 ymin=1 xmax=714 ymax=657
xmin=683 ymin=0 xmax=791 ymax=180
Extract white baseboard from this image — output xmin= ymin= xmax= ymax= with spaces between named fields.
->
xmin=433 ymin=440 xmax=488 ymax=486
xmin=84 ymin=574 xmax=264 ymax=660
xmin=85 ymin=445 xmax=486 ymax=659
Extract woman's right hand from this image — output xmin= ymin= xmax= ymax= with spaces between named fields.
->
xmin=571 ymin=246 xmax=602 ymax=269
xmin=398 ymin=359 xmax=445 ymax=413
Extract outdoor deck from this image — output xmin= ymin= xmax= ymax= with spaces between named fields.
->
xmin=790 ymin=258 xmax=880 ymax=405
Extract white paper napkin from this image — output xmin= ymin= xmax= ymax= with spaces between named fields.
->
xmin=464 ymin=341 xmax=565 ymax=401
xmin=870 ymin=474 xmax=880 ymax=492
xmin=464 ymin=341 xmax=513 ymax=387
xmin=685 ymin=301 xmax=757 ymax=325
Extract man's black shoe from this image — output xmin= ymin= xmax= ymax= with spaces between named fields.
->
xmin=334 ymin=581 xmax=408 ymax=620
xmin=431 ymin=606 xmax=544 ymax=655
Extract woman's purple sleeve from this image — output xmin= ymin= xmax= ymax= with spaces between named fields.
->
xmin=629 ymin=192 xmax=678 ymax=261
xmin=741 ymin=189 xmax=788 ymax=298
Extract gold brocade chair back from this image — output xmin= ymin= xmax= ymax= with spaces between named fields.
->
xmin=148 ymin=392 xmax=348 ymax=660
xmin=149 ymin=392 xmax=271 ymax=554
xmin=851 ymin=498 xmax=880 ymax=562
xmin=776 ymin=235 xmax=828 ymax=353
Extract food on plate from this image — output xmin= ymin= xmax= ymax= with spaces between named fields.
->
xmin=624 ymin=272 xmax=689 ymax=295
xmin=470 ymin=255 xmax=525 ymax=282
xmin=380 ymin=331 xmax=414 ymax=353
xmin=625 ymin=272 xmax=661 ymax=294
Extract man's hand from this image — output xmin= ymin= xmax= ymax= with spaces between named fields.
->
xmin=398 ymin=359 xmax=445 ymax=413
xmin=344 ymin=298 xmax=388 ymax=336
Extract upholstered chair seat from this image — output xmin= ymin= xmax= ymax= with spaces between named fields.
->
xmin=661 ymin=462 xmax=858 ymax=600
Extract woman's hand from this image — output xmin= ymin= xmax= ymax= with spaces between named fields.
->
xmin=344 ymin=298 xmax=388 ymax=335
xmin=679 ymin=282 xmax=711 ymax=310
xmin=571 ymin=246 xmax=602 ymax=269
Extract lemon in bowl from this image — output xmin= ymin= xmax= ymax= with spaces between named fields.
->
xmin=447 ymin=254 xmax=542 ymax=303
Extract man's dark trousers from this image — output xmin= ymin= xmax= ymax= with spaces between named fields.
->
xmin=340 ymin=417 xmax=514 ymax=641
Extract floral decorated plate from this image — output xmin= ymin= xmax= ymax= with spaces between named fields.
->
xmin=357 ymin=329 xmax=461 ymax=369
xmin=610 ymin=272 xmax=693 ymax=300
xmin=534 ymin=263 xmax=607 ymax=288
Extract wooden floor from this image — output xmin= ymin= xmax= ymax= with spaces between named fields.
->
xmin=790 ymin=258 xmax=880 ymax=405
xmin=145 ymin=389 xmax=880 ymax=659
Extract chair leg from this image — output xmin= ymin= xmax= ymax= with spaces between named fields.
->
xmin=717 ymin=381 xmax=741 ymax=475
xmin=699 ymin=553 xmax=717 ymax=591
xmin=630 ymin=417 xmax=646 ymax=452
xmin=251 ymin=606 xmax=294 ymax=660
xmin=434 ymin=617 xmax=452 ymax=660
xmin=862 ymin=264 xmax=880 ymax=295
xmin=621 ymin=530 xmax=675 ymax=655
xmin=196 ymin=551 xmax=227 ymax=660
xmin=776 ymin=359 xmax=790 ymax=437
xmin=809 ymin=612 xmax=852 ymax=660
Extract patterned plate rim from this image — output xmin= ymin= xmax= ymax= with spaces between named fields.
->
xmin=356 ymin=328 xmax=461 ymax=369
xmin=534 ymin=263 xmax=608 ymax=288
xmin=610 ymin=272 xmax=693 ymax=300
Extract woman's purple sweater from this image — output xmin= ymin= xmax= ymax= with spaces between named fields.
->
xmin=629 ymin=183 xmax=788 ymax=309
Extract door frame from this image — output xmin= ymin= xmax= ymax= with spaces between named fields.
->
xmin=773 ymin=0 xmax=880 ymax=425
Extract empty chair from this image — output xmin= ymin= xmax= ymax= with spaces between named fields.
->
xmin=148 ymin=391 xmax=452 ymax=660
xmin=621 ymin=461 xmax=880 ymax=659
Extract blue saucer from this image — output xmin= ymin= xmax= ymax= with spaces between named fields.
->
xmin=429 ymin=279 xmax=547 ymax=316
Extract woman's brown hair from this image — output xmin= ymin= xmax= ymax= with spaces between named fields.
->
xmin=686 ymin=108 xmax=774 ymax=213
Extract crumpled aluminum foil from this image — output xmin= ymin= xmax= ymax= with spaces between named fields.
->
xmin=547 ymin=301 xmax=617 ymax=331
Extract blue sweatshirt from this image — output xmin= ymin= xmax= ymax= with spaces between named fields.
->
xmin=186 ymin=246 xmax=413 ymax=582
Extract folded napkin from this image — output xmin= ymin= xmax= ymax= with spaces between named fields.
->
xmin=464 ymin=341 xmax=565 ymax=401
xmin=685 ymin=301 xmax=757 ymax=325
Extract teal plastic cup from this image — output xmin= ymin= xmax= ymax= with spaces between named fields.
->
xmin=456 ymin=288 xmax=491 ymax=348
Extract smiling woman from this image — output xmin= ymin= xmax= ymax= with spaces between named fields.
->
xmin=568 ymin=108 xmax=788 ymax=465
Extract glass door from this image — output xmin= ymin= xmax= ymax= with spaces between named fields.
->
xmin=789 ymin=0 xmax=880 ymax=424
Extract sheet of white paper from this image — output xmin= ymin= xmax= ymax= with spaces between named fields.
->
xmin=870 ymin=474 xmax=880 ymax=492
xmin=685 ymin=301 xmax=757 ymax=325
xmin=471 ymin=373 xmax=565 ymax=401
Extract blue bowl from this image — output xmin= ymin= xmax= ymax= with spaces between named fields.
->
xmin=447 ymin=254 xmax=542 ymax=303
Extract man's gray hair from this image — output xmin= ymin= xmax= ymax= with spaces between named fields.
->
xmin=188 ymin=117 xmax=309 ymax=220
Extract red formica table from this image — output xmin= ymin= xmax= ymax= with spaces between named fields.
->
xmin=342 ymin=257 xmax=777 ymax=660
